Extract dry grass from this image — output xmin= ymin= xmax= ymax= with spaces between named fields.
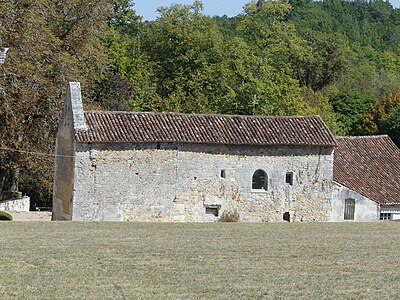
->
xmin=0 ymin=222 xmax=400 ymax=299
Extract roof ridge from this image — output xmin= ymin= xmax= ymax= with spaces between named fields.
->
xmin=84 ymin=110 xmax=322 ymax=120
xmin=335 ymin=134 xmax=389 ymax=139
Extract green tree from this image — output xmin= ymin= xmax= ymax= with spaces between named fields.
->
xmin=359 ymin=90 xmax=400 ymax=135
xmin=140 ymin=1 xmax=229 ymax=113
xmin=330 ymin=92 xmax=375 ymax=135
xmin=289 ymin=0 xmax=338 ymax=34
xmin=300 ymin=87 xmax=345 ymax=135
xmin=0 ymin=0 xmax=114 ymax=206
xmin=98 ymin=0 xmax=156 ymax=111
xmin=292 ymin=30 xmax=351 ymax=91
xmin=0 ymin=0 xmax=61 ymax=195
xmin=382 ymin=106 xmax=400 ymax=147
xmin=233 ymin=0 xmax=308 ymax=115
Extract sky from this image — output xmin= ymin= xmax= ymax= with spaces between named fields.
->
xmin=134 ymin=0 xmax=400 ymax=21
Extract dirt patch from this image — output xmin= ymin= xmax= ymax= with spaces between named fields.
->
xmin=8 ymin=211 xmax=52 ymax=221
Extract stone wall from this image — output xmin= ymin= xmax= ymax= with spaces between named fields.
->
xmin=71 ymin=142 xmax=334 ymax=222
xmin=0 ymin=196 xmax=30 ymax=212
xmin=330 ymin=183 xmax=379 ymax=221
xmin=53 ymin=83 xmax=85 ymax=220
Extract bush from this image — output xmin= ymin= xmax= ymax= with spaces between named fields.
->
xmin=0 ymin=211 xmax=13 ymax=221
xmin=0 ymin=191 xmax=22 ymax=201
xmin=219 ymin=210 xmax=240 ymax=222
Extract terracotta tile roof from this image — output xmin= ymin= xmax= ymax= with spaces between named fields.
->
xmin=334 ymin=135 xmax=400 ymax=205
xmin=75 ymin=111 xmax=336 ymax=147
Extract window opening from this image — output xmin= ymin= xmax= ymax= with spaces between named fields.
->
xmin=380 ymin=213 xmax=393 ymax=220
xmin=344 ymin=198 xmax=355 ymax=220
xmin=220 ymin=170 xmax=226 ymax=178
xmin=252 ymin=169 xmax=268 ymax=190
xmin=205 ymin=205 xmax=221 ymax=217
xmin=156 ymin=143 xmax=161 ymax=150
xmin=285 ymin=172 xmax=294 ymax=185
xmin=283 ymin=212 xmax=290 ymax=222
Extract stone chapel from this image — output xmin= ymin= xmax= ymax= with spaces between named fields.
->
xmin=52 ymin=83 xmax=400 ymax=221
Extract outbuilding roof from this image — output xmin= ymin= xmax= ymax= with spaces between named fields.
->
xmin=75 ymin=111 xmax=336 ymax=147
xmin=334 ymin=135 xmax=400 ymax=205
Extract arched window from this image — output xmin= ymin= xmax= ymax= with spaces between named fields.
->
xmin=252 ymin=169 xmax=268 ymax=190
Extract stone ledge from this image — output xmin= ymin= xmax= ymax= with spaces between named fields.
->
xmin=0 ymin=196 xmax=30 ymax=212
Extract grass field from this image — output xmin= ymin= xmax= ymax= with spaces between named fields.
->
xmin=1 ymin=222 xmax=400 ymax=299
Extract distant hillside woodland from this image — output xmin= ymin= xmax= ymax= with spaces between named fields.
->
xmin=1 ymin=0 xmax=400 ymax=207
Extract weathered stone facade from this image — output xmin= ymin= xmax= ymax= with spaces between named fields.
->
xmin=71 ymin=142 xmax=333 ymax=222
xmin=53 ymin=83 xmax=336 ymax=222
xmin=52 ymin=83 xmax=86 ymax=220
xmin=53 ymin=82 xmax=400 ymax=222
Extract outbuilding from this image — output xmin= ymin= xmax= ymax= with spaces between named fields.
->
xmin=331 ymin=135 xmax=400 ymax=221
xmin=53 ymin=82 xmax=337 ymax=221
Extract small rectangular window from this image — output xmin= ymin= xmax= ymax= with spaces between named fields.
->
xmin=205 ymin=205 xmax=221 ymax=217
xmin=380 ymin=213 xmax=393 ymax=220
xmin=285 ymin=172 xmax=293 ymax=185
xmin=283 ymin=212 xmax=290 ymax=222
xmin=220 ymin=170 xmax=226 ymax=178
xmin=344 ymin=198 xmax=355 ymax=220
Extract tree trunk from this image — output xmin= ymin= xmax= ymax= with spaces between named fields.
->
xmin=9 ymin=167 xmax=19 ymax=192
xmin=0 ymin=168 xmax=6 ymax=191
xmin=1 ymin=166 xmax=19 ymax=192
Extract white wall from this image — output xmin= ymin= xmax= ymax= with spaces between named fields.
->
xmin=331 ymin=183 xmax=379 ymax=221
xmin=0 ymin=196 xmax=30 ymax=212
xmin=381 ymin=206 xmax=400 ymax=220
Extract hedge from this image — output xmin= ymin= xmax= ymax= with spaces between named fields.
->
xmin=0 ymin=211 xmax=13 ymax=221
